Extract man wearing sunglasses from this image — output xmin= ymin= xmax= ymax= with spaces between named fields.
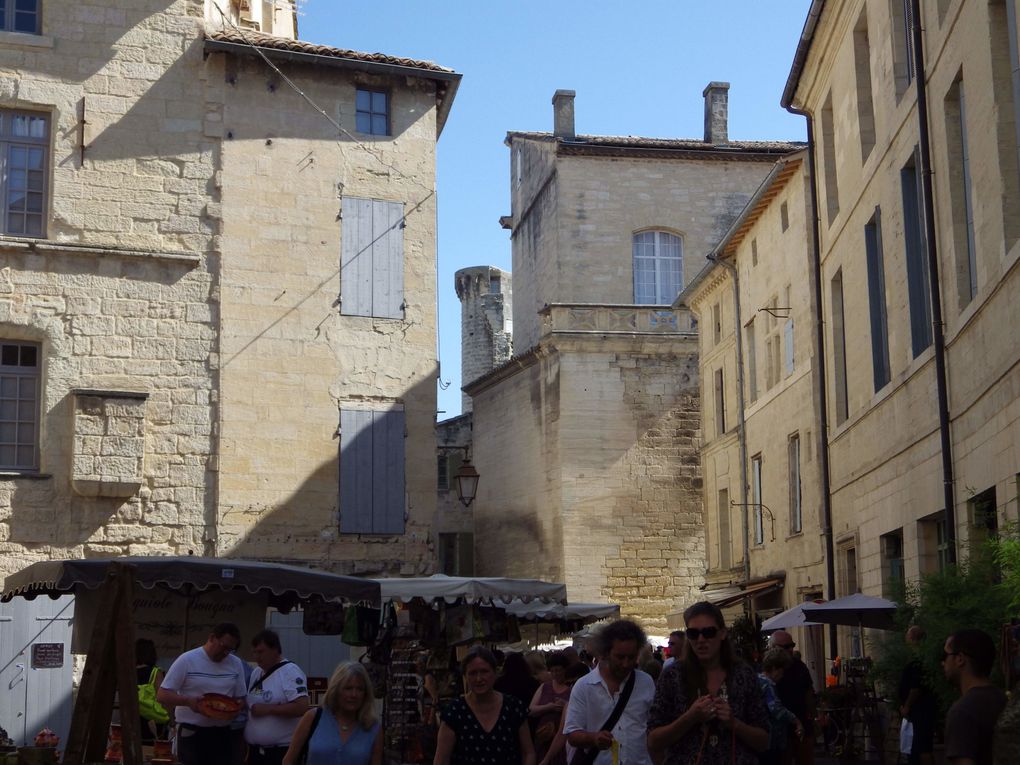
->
xmin=942 ymin=629 xmax=1006 ymax=765
xmin=769 ymin=631 xmax=815 ymax=765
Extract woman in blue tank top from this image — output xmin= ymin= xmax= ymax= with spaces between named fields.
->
xmin=283 ymin=661 xmax=382 ymax=765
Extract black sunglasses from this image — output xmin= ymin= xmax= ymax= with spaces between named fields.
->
xmin=686 ymin=627 xmax=719 ymax=640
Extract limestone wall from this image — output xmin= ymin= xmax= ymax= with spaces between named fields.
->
xmin=787 ymin=0 xmax=1020 ymax=591
xmin=0 ymin=0 xmax=444 ymax=580
xmin=0 ymin=0 xmax=217 ymax=578
xmin=507 ymin=135 xmax=778 ymax=353
xmin=210 ymin=53 xmax=439 ymax=574
xmin=456 ymin=266 xmax=512 ymax=412
xmin=471 ymin=324 xmax=704 ymax=634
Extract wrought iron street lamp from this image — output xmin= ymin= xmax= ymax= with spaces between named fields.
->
xmin=453 ymin=458 xmax=479 ymax=507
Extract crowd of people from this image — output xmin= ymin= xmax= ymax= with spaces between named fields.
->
xmin=146 ymin=607 xmax=1015 ymax=765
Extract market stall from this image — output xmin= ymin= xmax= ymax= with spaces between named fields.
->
xmin=2 ymin=557 xmax=380 ymax=765
xmin=503 ymin=601 xmax=620 ymax=648
xmin=371 ymin=574 xmax=568 ymax=765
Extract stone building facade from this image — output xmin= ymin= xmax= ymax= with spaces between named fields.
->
xmin=774 ymin=0 xmax=1020 ymax=621
xmin=0 ymin=0 xmax=459 ymax=581
xmin=680 ymin=152 xmax=831 ymax=680
xmin=466 ymin=87 xmax=802 ymax=633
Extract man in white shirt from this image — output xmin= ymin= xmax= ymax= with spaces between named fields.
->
xmin=244 ymin=629 xmax=310 ymax=765
xmin=565 ymin=619 xmax=656 ymax=765
xmin=157 ymin=622 xmax=248 ymax=765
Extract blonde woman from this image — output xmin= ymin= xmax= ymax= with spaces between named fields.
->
xmin=284 ymin=661 xmax=382 ymax=765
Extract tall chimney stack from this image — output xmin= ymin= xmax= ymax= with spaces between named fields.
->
xmin=703 ymin=82 xmax=730 ymax=145
xmin=552 ymin=89 xmax=576 ymax=140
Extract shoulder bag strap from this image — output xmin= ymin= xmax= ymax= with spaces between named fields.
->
xmin=573 ymin=671 xmax=638 ymax=765
xmin=249 ymin=660 xmax=292 ymax=692
xmin=600 ymin=670 xmax=636 ymax=733
xmin=298 ymin=707 xmax=323 ymax=765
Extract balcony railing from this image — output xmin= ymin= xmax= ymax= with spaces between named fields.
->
xmin=540 ymin=303 xmax=695 ymax=336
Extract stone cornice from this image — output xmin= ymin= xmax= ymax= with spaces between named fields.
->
xmin=0 ymin=238 xmax=202 ymax=265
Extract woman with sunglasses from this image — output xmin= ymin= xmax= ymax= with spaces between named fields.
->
xmin=647 ymin=602 xmax=768 ymax=765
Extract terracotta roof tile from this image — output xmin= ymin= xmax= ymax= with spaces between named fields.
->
xmin=207 ymin=29 xmax=455 ymax=75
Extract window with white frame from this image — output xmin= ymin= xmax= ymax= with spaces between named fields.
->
xmin=752 ymin=454 xmax=763 ymax=545
xmin=633 ymin=230 xmax=683 ymax=305
xmin=0 ymin=109 xmax=48 ymax=237
xmin=1 ymin=340 xmax=40 ymax=471
xmin=0 ymin=0 xmax=40 ymax=34
xmin=355 ymin=88 xmax=389 ymax=136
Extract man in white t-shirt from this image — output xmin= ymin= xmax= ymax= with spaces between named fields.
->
xmin=244 ymin=629 xmax=310 ymax=765
xmin=157 ymin=622 xmax=247 ymax=765
xmin=565 ymin=619 xmax=655 ymax=765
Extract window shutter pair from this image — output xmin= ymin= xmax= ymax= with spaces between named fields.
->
xmin=340 ymin=197 xmax=404 ymax=319
xmin=339 ymin=409 xmax=405 ymax=534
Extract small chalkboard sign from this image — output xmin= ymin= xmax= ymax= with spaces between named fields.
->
xmin=31 ymin=642 xmax=64 ymax=669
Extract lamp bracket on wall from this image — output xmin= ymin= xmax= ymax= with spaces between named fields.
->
xmin=730 ymin=501 xmax=777 ymax=542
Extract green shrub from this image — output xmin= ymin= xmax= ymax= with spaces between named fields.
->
xmin=869 ymin=540 xmax=1012 ymax=716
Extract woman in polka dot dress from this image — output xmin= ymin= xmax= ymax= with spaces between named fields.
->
xmin=433 ymin=646 xmax=536 ymax=765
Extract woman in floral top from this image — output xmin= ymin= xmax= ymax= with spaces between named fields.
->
xmin=647 ymin=602 xmax=768 ymax=765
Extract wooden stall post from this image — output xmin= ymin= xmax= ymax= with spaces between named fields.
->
xmin=61 ymin=563 xmax=142 ymax=765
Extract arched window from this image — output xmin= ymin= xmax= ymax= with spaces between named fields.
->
xmin=633 ymin=230 xmax=683 ymax=304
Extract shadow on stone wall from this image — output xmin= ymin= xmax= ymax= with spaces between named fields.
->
xmin=222 ymin=370 xmax=437 ymax=578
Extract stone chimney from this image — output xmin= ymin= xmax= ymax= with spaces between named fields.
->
xmin=552 ymin=89 xmax=576 ymax=140
xmin=703 ymin=81 xmax=730 ymax=145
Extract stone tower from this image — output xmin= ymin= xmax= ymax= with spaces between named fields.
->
xmin=455 ymin=266 xmax=513 ymax=412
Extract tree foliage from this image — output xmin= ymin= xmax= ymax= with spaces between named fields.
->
xmin=870 ymin=537 xmax=1014 ymax=715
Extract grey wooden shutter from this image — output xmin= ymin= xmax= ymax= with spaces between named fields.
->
xmin=372 ymin=200 xmax=404 ymax=319
xmin=340 ymin=197 xmax=375 ymax=317
xmin=371 ymin=409 xmax=405 ymax=533
xmin=339 ymin=408 xmax=405 ymax=534
xmin=340 ymin=197 xmax=404 ymax=318
xmin=339 ymin=409 xmax=374 ymax=533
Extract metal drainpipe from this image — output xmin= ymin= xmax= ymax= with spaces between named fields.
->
xmin=910 ymin=0 xmax=957 ymax=563
xmin=782 ymin=112 xmax=838 ymax=660
xmin=707 ymin=254 xmax=752 ymax=593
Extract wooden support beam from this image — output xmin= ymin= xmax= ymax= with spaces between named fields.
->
xmin=61 ymin=563 xmax=141 ymax=765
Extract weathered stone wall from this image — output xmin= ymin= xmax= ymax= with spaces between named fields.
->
xmin=471 ymin=325 xmax=704 ymax=634
xmin=507 ymin=138 xmax=559 ymax=353
xmin=688 ymin=158 xmax=829 ymax=608
xmin=0 ymin=0 xmax=218 ymax=580
xmin=456 ymin=266 xmax=512 ymax=412
xmin=786 ymin=0 xmax=1020 ymax=592
xmin=210 ymin=53 xmax=439 ymax=574
xmin=0 ymin=0 xmax=444 ymax=581
xmin=507 ymin=135 xmax=778 ymax=353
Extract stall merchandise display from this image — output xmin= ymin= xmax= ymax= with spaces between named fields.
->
xmin=385 ymin=642 xmax=428 ymax=764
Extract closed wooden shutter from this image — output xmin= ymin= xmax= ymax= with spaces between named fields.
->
xmin=339 ymin=408 xmax=405 ymax=534
xmin=340 ymin=197 xmax=404 ymax=319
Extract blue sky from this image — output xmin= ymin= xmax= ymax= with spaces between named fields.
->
xmin=299 ymin=1 xmax=813 ymax=418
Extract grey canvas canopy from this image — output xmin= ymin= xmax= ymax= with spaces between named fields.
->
xmin=2 ymin=556 xmax=381 ymax=609
xmin=375 ymin=573 xmax=567 ymax=606
xmin=505 ymin=601 xmax=619 ymax=624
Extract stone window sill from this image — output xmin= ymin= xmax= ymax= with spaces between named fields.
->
xmin=0 ymin=471 xmax=52 ymax=480
xmin=0 ymin=31 xmax=53 ymax=48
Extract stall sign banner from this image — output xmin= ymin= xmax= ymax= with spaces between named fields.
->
xmin=72 ymin=587 xmax=266 ymax=661
xmin=31 ymin=642 xmax=64 ymax=669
